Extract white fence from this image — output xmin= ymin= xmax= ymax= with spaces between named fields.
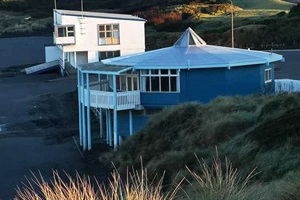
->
xmin=275 ymin=79 xmax=300 ymax=93
xmin=84 ymin=90 xmax=140 ymax=110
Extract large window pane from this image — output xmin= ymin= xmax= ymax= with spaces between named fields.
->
xmin=170 ymin=69 xmax=177 ymax=74
xmin=161 ymin=77 xmax=170 ymax=91
xmin=145 ymin=77 xmax=150 ymax=91
xmin=151 ymin=69 xmax=158 ymax=75
xmin=99 ymin=25 xmax=105 ymax=31
xmin=161 ymin=69 xmax=168 ymax=75
xmin=99 ymin=32 xmax=105 ymax=37
xmin=170 ymin=77 xmax=177 ymax=91
xmin=68 ymin=26 xmax=74 ymax=31
xmin=113 ymin=25 xmax=119 ymax=30
xmin=57 ymin=27 xmax=66 ymax=37
xmin=106 ymin=25 xmax=112 ymax=30
xmin=151 ymin=77 xmax=159 ymax=91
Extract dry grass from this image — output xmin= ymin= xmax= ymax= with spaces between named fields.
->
xmin=14 ymin=164 xmax=183 ymax=200
xmin=185 ymin=152 xmax=258 ymax=200
xmin=14 ymin=153 xmax=259 ymax=200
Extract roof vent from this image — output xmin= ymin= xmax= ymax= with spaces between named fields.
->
xmin=174 ymin=27 xmax=206 ymax=47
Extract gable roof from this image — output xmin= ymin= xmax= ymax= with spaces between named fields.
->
xmin=102 ymin=28 xmax=283 ymax=69
xmin=55 ymin=9 xmax=145 ymax=22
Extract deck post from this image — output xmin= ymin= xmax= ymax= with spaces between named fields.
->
xmin=98 ymin=74 xmax=103 ymax=138
xmin=74 ymin=51 xmax=77 ymax=68
xmin=108 ymin=110 xmax=112 ymax=147
xmin=129 ymin=110 xmax=133 ymax=136
xmin=105 ymin=109 xmax=109 ymax=144
xmin=113 ymin=75 xmax=118 ymax=151
xmin=86 ymin=73 xmax=92 ymax=150
xmin=81 ymin=71 xmax=86 ymax=151
xmin=78 ymin=70 xmax=82 ymax=146
xmin=100 ymin=108 xmax=103 ymax=138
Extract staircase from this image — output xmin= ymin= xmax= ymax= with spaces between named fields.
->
xmin=25 ymin=60 xmax=59 ymax=74
xmin=65 ymin=61 xmax=77 ymax=76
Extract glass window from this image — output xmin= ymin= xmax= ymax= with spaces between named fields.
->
xmin=151 ymin=77 xmax=159 ymax=92
xmin=161 ymin=69 xmax=168 ymax=75
xmin=99 ymin=50 xmax=121 ymax=60
xmin=141 ymin=69 xmax=179 ymax=92
xmin=57 ymin=27 xmax=65 ymax=37
xmin=161 ymin=77 xmax=170 ymax=91
xmin=56 ymin=26 xmax=75 ymax=37
xmin=98 ymin=24 xmax=120 ymax=45
xmin=265 ymin=68 xmax=272 ymax=83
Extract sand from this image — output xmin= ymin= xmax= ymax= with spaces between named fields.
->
xmin=0 ymin=71 xmax=109 ymax=200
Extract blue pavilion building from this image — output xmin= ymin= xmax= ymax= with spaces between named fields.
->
xmin=77 ymin=28 xmax=284 ymax=151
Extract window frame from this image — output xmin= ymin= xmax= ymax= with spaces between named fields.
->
xmin=98 ymin=24 xmax=120 ymax=45
xmin=140 ymin=69 xmax=180 ymax=93
xmin=265 ymin=68 xmax=272 ymax=83
xmin=56 ymin=25 xmax=75 ymax=37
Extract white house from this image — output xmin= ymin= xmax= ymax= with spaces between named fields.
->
xmin=45 ymin=9 xmax=146 ymax=75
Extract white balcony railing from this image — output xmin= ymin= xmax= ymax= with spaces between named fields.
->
xmin=84 ymin=90 xmax=141 ymax=111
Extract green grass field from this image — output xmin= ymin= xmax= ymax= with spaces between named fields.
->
xmin=234 ymin=0 xmax=293 ymax=10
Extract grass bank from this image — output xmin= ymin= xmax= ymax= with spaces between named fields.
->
xmin=105 ymin=93 xmax=300 ymax=198
xmin=13 ymin=92 xmax=300 ymax=199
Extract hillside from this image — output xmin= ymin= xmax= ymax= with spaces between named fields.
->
xmin=234 ymin=0 xmax=292 ymax=9
xmin=107 ymin=93 xmax=300 ymax=199
xmin=1 ymin=0 xmax=299 ymax=49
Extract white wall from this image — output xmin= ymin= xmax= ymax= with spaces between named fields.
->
xmin=45 ymin=46 xmax=62 ymax=62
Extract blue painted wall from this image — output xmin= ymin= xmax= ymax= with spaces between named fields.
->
xmin=225 ymin=65 xmax=261 ymax=96
xmin=117 ymin=110 xmax=150 ymax=137
xmin=181 ymin=68 xmax=226 ymax=103
xmin=139 ymin=63 xmax=275 ymax=108
xmin=140 ymin=92 xmax=181 ymax=108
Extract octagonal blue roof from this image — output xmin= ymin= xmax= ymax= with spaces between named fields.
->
xmin=102 ymin=28 xmax=283 ymax=69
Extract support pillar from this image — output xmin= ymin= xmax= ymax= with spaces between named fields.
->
xmin=74 ymin=51 xmax=77 ymax=68
xmin=129 ymin=110 xmax=133 ymax=136
xmin=100 ymin=108 xmax=103 ymax=138
xmin=108 ymin=110 xmax=112 ymax=147
xmin=77 ymin=70 xmax=82 ymax=146
xmin=86 ymin=73 xmax=92 ymax=150
xmin=106 ymin=109 xmax=109 ymax=145
xmin=113 ymin=75 xmax=118 ymax=151
xmin=81 ymin=71 xmax=86 ymax=151
xmin=98 ymin=74 xmax=103 ymax=138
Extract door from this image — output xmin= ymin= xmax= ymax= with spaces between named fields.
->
xmin=126 ymin=75 xmax=139 ymax=91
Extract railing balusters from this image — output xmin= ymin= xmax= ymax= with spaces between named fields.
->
xmin=85 ymin=90 xmax=140 ymax=110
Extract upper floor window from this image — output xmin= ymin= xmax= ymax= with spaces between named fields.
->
xmin=141 ymin=69 xmax=179 ymax=92
xmin=99 ymin=50 xmax=120 ymax=60
xmin=98 ymin=24 xmax=120 ymax=45
xmin=265 ymin=68 xmax=272 ymax=83
xmin=56 ymin=26 xmax=75 ymax=37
